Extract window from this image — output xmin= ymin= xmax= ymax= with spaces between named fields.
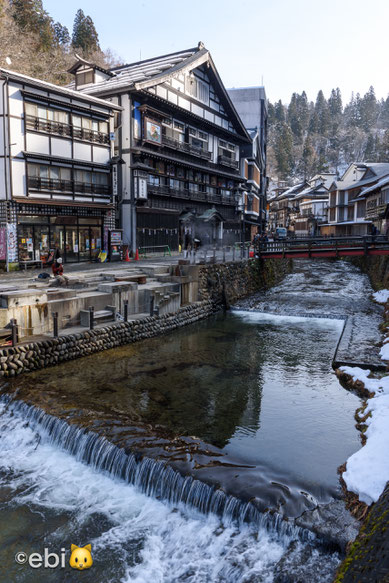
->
xmin=185 ymin=75 xmax=209 ymax=104
xmin=162 ymin=119 xmax=184 ymax=143
xmin=188 ymin=127 xmax=208 ymax=152
xmin=76 ymin=70 xmax=94 ymax=87
xmin=148 ymin=175 xmax=160 ymax=187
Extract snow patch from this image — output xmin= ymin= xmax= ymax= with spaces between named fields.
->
xmin=372 ymin=289 xmax=389 ymax=304
xmin=340 ymin=366 xmax=389 ymax=504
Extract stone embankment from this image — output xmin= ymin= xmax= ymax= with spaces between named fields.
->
xmin=0 ymin=300 xmax=218 ymax=378
xmin=0 ymin=258 xmax=291 ymax=378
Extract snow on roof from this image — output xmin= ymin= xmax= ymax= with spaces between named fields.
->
xmin=0 ymin=67 xmax=121 ymax=110
xmin=357 ymin=174 xmax=389 ymax=198
xmin=68 ymin=47 xmax=199 ymax=95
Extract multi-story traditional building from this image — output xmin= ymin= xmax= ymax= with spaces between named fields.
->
xmin=227 ymin=87 xmax=268 ymax=240
xmin=351 ymin=174 xmax=389 ymax=235
xmin=68 ymin=43 xmax=251 ymax=253
xmin=320 ymin=163 xmax=389 ymax=236
xmin=291 ymin=174 xmax=336 ymax=236
xmin=0 ymin=67 xmax=121 ymax=265
xmin=268 ymin=182 xmax=308 ymax=232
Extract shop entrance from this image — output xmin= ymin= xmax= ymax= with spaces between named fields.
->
xmin=17 ymin=216 xmax=103 ymax=264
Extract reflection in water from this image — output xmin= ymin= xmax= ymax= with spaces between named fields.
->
xmin=0 ymin=259 xmax=376 ymax=581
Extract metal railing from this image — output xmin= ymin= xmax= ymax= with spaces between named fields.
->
xmin=256 ymin=235 xmax=389 ymax=256
xmin=139 ymin=245 xmax=172 ymax=258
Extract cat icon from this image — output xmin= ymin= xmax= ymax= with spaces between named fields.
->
xmin=69 ymin=544 xmax=93 ymax=570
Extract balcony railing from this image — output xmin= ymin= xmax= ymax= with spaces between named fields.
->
xmin=218 ymin=155 xmax=239 ymax=170
xmin=147 ymin=183 xmax=236 ymax=205
xmin=25 ymin=115 xmax=110 ymax=145
xmin=28 ymin=176 xmax=110 ymax=197
xmin=162 ymin=136 xmax=212 ymax=161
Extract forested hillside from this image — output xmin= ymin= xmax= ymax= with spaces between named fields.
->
xmin=268 ymin=87 xmax=389 ymax=181
xmin=0 ymin=0 xmax=120 ymax=84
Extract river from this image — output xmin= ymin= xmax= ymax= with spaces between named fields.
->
xmin=0 ymin=259 xmax=381 ymax=582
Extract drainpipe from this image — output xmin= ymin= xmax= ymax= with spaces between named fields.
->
xmin=2 ymin=74 xmax=10 ymax=272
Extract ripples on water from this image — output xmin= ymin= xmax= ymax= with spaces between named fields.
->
xmin=0 ymin=259 xmax=378 ymax=581
xmin=0 ymin=403 xmax=340 ymax=582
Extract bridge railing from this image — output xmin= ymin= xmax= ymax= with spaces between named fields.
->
xmin=256 ymin=235 xmax=389 ymax=255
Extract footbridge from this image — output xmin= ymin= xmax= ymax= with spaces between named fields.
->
xmin=257 ymin=236 xmax=389 ymax=259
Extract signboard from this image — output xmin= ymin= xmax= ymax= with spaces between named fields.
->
xmin=110 ymin=230 xmax=122 ymax=245
xmin=7 ymin=223 xmax=18 ymax=263
xmin=112 ymin=165 xmax=118 ymax=197
xmin=0 ymin=228 xmax=6 ymax=261
xmin=144 ymin=117 xmax=162 ymax=144
xmin=109 ymin=132 xmax=115 ymax=141
xmin=134 ymin=177 xmax=148 ymax=200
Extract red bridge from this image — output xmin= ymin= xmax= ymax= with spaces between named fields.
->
xmin=257 ymin=236 xmax=389 ymax=259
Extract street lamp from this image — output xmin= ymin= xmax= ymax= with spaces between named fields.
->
xmin=236 ymin=186 xmax=246 ymax=258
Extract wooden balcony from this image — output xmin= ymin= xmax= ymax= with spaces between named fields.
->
xmin=218 ymin=155 xmax=239 ymax=170
xmin=27 ymin=176 xmax=111 ymax=198
xmin=147 ymin=183 xmax=236 ymax=205
xmin=161 ymin=136 xmax=212 ymax=161
xmin=25 ymin=115 xmax=110 ymax=145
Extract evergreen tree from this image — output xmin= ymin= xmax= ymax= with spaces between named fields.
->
xmin=10 ymin=0 xmax=55 ymax=49
xmin=274 ymin=100 xmax=286 ymax=123
xmin=54 ymin=21 xmax=70 ymax=46
xmin=72 ymin=8 xmax=100 ymax=54
xmin=360 ymin=86 xmax=378 ymax=131
xmin=273 ymin=122 xmax=294 ymax=179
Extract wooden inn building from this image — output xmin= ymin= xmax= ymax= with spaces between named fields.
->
xmin=68 ymin=42 xmax=254 ymax=253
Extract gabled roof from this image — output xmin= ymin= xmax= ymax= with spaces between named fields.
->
xmin=277 ymin=182 xmax=309 ymax=200
xmin=336 ymin=162 xmax=389 ymax=190
xmin=355 ymin=174 xmax=389 ymax=199
xmin=68 ymin=42 xmax=250 ymax=139
xmin=67 ymin=54 xmax=115 ymax=77
xmin=292 ymin=183 xmax=329 ymax=201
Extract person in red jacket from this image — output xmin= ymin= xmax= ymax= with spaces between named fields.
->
xmin=52 ymin=257 xmax=64 ymax=276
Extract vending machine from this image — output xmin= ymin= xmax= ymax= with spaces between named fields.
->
xmin=108 ymin=230 xmax=123 ymax=262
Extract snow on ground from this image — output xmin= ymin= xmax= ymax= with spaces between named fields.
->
xmin=340 ymin=366 xmax=389 ymax=504
xmin=372 ymin=289 xmax=389 ymax=304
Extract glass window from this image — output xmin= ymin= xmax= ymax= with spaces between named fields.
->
xmin=54 ymin=110 xmax=68 ymax=124
xmin=82 ymin=117 xmax=92 ymax=130
xmin=39 ymin=165 xmax=49 ymax=178
xmin=50 ymin=167 xmax=60 ymax=180
xmin=72 ymin=115 xmax=82 ymax=127
xmin=60 ymin=167 xmax=71 ymax=181
xmin=25 ymin=102 xmax=37 ymax=116
xmin=37 ymin=106 xmax=47 ymax=119
xmin=99 ymin=121 xmax=108 ymax=134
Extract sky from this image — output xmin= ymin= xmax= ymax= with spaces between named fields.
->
xmin=44 ymin=0 xmax=389 ymax=105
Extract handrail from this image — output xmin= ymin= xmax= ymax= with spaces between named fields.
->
xmin=25 ymin=115 xmax=110 ymax=145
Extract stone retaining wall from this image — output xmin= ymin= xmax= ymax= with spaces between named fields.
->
xmin=0 ymin=300 xmax=218 ymax=378
xmin=347 ymin=255 xmax=389 ymax=289
xmin=198 ymin=258 xmax=291 ymax=305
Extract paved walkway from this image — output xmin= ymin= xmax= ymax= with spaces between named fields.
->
xmin=0 ymin=248 xmax=250 ymax=288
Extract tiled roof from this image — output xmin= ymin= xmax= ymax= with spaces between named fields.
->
xmin=68 ymin=47 xmax=200 ymax=95
xmin=0 ymin=67 xmax=121 ymax=110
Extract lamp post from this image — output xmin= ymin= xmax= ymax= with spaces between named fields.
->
xmin=236 ymin=187 xmax=246 ymax=259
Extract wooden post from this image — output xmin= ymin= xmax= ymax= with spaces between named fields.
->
xmin=149 ymin=296 xmax=154 ymax=317
xmin=11 ymin=318 xmax=18 ymax=347
xmin=89 ymin=306 xmax=94 ymax=330
xmin=53 ymin=312 xmax=58 ymax=338
xmin=124 ymin=300 xmax=128 ymax=322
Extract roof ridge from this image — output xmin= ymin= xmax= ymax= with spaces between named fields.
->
xmin=110 ymin=46 xmax=199 ymax=72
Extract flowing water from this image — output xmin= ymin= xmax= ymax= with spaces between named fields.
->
xmin=0 ymin=259 xmax=381 ymax=582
